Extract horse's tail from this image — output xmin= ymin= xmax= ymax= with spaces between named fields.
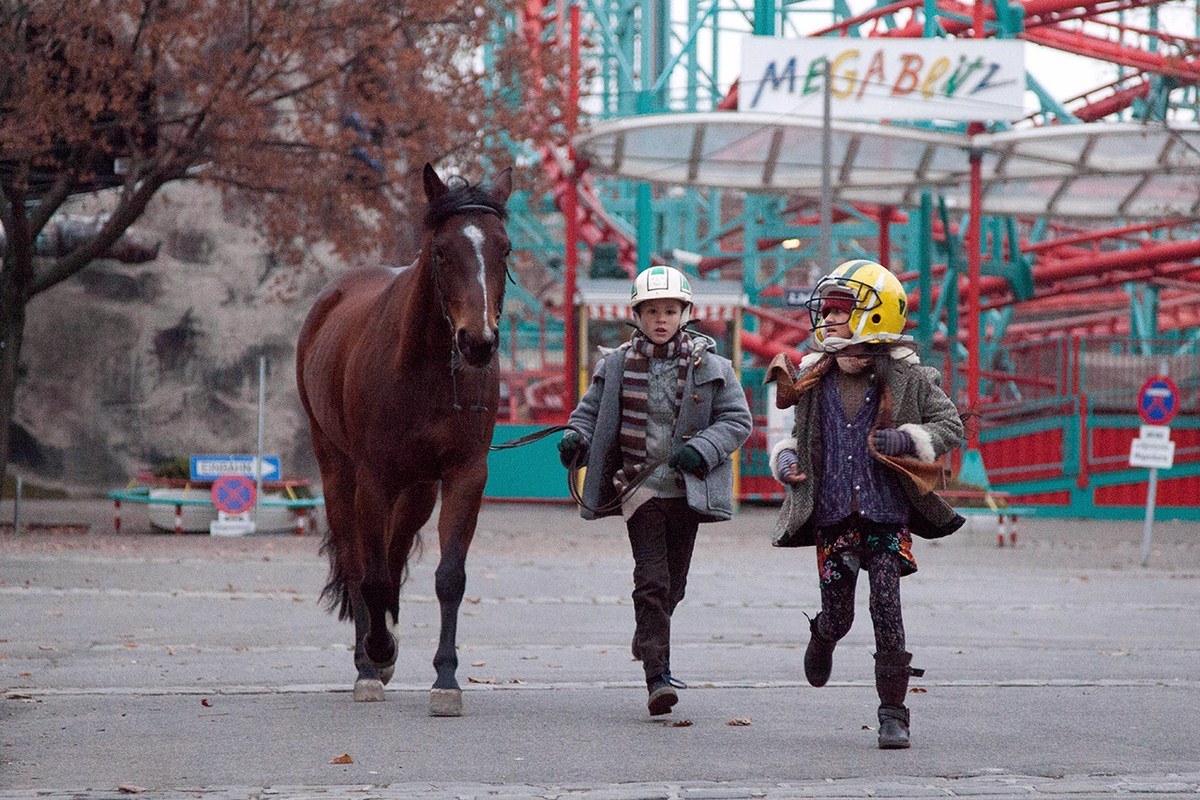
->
xmin=318 ymin=533 xmax=354 ymax=621
xmin=317 ymin=519 xmax=427 ymax=621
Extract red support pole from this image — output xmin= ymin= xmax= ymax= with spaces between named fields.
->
xmin=962 ymin=0 xmax=985 ymax=448
xmin=878 ymin=206 xmax=894 ymax=269
xmin=113 ymin=499 xmax=121 ymax=532
xmin=1077 ymin=393 xmax=1090 ymax=490
xmin=561 ymin=4 xmax=581 ymax=416
xmin=967 ymin=144 xmax=982 ymax=446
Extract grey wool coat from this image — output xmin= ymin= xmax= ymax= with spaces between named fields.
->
xmin=568 ymin=335 xmax=753 ymax=522
xmin=771 ymin=349 xmax=966 ymax=547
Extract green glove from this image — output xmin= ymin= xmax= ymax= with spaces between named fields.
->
xmin=558 ymin=431 xmax=586 ymax=468
xmin=668 ymin=445 xmax=707 ymax=477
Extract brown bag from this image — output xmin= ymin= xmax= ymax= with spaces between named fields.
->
xmin=873 ymin=452 xmax=947 ymax=496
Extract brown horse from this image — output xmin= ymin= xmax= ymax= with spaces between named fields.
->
xmin=296 ymin=163 xmax=512 ymax=715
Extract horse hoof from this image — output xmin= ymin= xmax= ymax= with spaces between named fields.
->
xmin=429 ymin=688 xmax=462 ymax=717
xmin=379 ymin=664 xmax=395 ymax=686
xmin=353 ymin=678 xmax=386 ymax=702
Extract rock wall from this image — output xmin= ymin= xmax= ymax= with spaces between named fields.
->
xmin=13 ymin=183 xmax=344 ymax=493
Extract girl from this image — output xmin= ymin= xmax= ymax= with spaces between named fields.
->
xmin=767 ymin=259 xmax=965 ymax=748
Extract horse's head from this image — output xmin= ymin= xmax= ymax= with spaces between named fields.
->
xmin=422 ymin=163 xmax=513 ymax=368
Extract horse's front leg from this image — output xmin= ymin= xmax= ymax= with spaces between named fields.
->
xmin=351 ymin=469 xmax=399 ymax=702
xmin=429 ymin=458 xmax=488 ymax=717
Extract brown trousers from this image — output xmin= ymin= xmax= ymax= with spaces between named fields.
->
xmin=626 ymin=497 xmax=700 ymax=680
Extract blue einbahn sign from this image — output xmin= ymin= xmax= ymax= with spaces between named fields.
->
xmin=190 ymin=454 xmax=281 ymax=482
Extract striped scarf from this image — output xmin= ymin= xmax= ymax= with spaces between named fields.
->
xmin=614 ymin=330 xmax=692 ymax=492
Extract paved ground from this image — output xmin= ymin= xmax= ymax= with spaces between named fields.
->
xmin=2 ymin=499 xmax=1198 ymax=799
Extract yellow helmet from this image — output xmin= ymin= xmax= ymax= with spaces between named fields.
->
xmin=806 ymin=259 xmax=911 ymax=349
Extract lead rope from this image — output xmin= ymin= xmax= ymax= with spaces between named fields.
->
xmin=488 ymin=424 xmax=667 ymax=516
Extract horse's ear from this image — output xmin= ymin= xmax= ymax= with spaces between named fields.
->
xmin=491 ymin=167 xmax=513 ymax=205
xmin=423 ymin=162 xmax=447 ymax=203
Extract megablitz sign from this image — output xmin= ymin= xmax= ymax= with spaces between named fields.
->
xmin=740 ymin=37 xmax=1025 ymax=122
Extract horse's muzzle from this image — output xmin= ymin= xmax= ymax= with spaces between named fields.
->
xmin=456 ymin=328 xmax=497 ymax=368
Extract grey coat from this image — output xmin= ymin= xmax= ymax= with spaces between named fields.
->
xmin=771 ymin=350 xmax=966 ymax=546
xmin=568 ymin=337 xmax=753 ymax=522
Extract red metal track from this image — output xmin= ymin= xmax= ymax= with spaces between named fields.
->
xmin=522 ymin=0 xmax=647 ymax=280
xmin=1005 ymin=288 xmax=1200 ymax=338
xmin=522 ymin=0 xmax=1200 ymax=372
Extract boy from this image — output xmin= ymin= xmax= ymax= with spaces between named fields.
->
xmin=767 ymin=259 xmax=965 ymax=748
xmin=559 ymin=265 xmax=752 ymax=716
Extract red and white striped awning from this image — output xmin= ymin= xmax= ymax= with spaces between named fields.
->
xmin=577 ymin=277 xmax=745 ymax=323
xmin=586 ymin=303 xmax=736 ymax=321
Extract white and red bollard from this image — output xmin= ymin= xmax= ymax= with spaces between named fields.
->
xmin=997 ymin=513 xmax=1019 ymax=547
xmin=174 ymin=504 xmax=184 ymax=535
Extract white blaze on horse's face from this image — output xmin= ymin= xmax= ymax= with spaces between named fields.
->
xmin=437 ymin=215 xmax=508 ymax=369
xmin=463 ymin=224 xmax=489 ymax=331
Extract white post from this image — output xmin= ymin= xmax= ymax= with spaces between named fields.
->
xmin=255 ymin=355 xmax=266 ymax=527
xmin=1140 ymin=466 xmax=1159 ymax=568
xmin=13 ymin=474 xmax=22 ymax=535
xmin=1140 ymin=357 xmax=1170 ymax=568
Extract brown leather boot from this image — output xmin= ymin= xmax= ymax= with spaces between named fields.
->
xmin=804 ymin=613 xmax=837 ymax=687
xmin=874 ymin=651 xmax=924 ymax=749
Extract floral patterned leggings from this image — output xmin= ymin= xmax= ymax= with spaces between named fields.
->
xmin=815 ymin=517 xmax=916 ymax=654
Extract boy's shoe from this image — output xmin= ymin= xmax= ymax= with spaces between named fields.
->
xmin=646 ymin=673 xmax=687 ymax=716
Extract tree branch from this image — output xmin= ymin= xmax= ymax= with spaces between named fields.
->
xmin=3 ymin=167 xmax=34 ymax=291
xmin=25 ymin=170 xmax=74 ymax=237
xmin=0 ymin=179 xmax=15 ymax=238
xmin=28 ymin=168 xmax=171 ymax=298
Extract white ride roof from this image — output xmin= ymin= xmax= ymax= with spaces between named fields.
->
xmin=574 ymin=114 xmax=1200 ymax=219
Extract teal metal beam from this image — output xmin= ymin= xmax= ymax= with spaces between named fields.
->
xmin=916 ymin=191 xmax=933 ymax=362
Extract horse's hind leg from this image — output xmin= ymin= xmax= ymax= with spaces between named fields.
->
xmin=429 ymin=459 xmax=488 ymax=717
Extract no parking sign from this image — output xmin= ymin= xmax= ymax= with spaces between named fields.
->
xmin=210 ymin=475 xmax=257 ymax=536
xmin=1138 ymin=375 xmax=1179 ymax=425
xmin=1133 ymin=374 xmax=1179 ymax=567
xmin=211 ymin=475 xmax=257 ymax=514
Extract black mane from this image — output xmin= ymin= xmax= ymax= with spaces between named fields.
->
xmin=424 ymin=179 xmax=508 ymax=230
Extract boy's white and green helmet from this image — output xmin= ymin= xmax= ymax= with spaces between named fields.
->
xmin=630 ymin=266 xmax=693 ymax=319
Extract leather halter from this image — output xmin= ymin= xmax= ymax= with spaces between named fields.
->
xmin=427 ymin=203 xmax=507 ymax=412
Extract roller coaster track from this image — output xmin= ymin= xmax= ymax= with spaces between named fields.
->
xmin=519 ymin=0 xmax=647 ymax=280
xmin=517 ymin=0 xmax=1200 ymax=357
